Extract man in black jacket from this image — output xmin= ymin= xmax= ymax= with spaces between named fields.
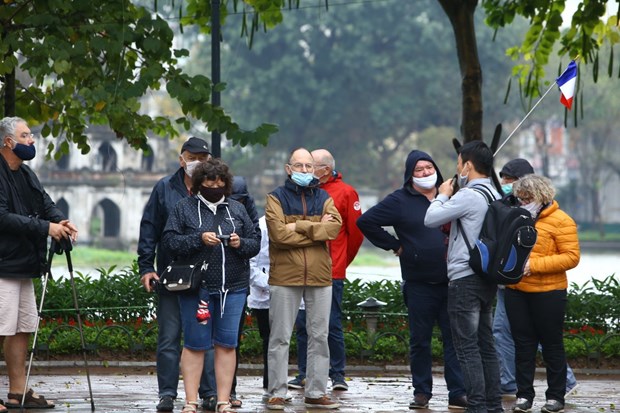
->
xmin=356 ymin=150 xmax=466 ymax=410
xmin=0 ymin=116 xmax=78 ymax=410
xmin=137 ymin=137 xmax=258 ymax=412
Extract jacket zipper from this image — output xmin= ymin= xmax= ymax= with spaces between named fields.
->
xmin=301 ymin=192 xmax=308 ymax=286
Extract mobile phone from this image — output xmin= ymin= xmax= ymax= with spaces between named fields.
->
xmin=216 ymin=234 xmax=230 ymax=246
xmin=451 ymin=174 xmax=460 ymax=195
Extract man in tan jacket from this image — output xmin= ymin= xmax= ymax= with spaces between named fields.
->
xmin=264 ymin=148 xmax=342 ymax=410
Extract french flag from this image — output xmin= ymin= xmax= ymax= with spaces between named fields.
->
xmin=556 ymin=60 xmax=577 ymax=110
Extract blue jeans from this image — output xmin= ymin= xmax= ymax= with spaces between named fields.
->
xmin=294 ymin=279 xmax=346 ymax=381
xmin=178 ymin=288 xmax=246 ymax=349
xmin=448 ymin=275 xmax=502 ymax=413
xmin=402 ymin=281 xmax=465 ymax=399
xmin=494 ymin=288 xmax=577 ymax=394
xmin=155 ymin=293 xmax=216 ymax=399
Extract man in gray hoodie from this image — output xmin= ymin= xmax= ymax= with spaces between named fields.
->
xmin=424 ymin=141 xmax=503 ymax=413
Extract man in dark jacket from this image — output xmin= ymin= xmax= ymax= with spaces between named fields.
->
xmin=356 ymin=150 xmax=466 ymax=410
xmin=137 ymin=137 xmax=258 ymax=412
xmin=0 ymin=116 xmax=77 ymax=409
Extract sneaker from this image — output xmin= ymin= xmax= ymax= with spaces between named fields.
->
xmin=156 ymin=396 xmax=174 ymax=412
xmin=304 ymin=395 xmax=341 ymax=409
xmin=409 ymin=393 xmax=430 ymax=409
xmin=202 ymin=396 xmax=217 ymax=411
xmin=513 ymin=398 xmax=532 ymax=412
xmin=287 ymin=376 xmax=306 ymax=389
xmin=565 ymin=383 xmax=579 ymax=398
xmin=332 ymin=380 xmax=349 ymax=391
xmin=266 ymin=397 xmax=286 ymax=410
xmin=448 ymin=395 xmax=467 ymax=409
xmin=541 ymin=399 xmax=564 ymax=413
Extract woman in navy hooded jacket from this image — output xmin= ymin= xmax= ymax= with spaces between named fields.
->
xmin=356 ymin=150 xmax=466 ymax=410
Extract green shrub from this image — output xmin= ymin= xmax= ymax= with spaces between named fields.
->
xmin=28 ymin=266 xmax=620 ymax=365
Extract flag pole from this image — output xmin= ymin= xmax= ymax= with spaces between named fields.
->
xmin=494 ymin=56 xmax=580 ymax=157
xmin=493 ymin=82 xmax=556 ymax=157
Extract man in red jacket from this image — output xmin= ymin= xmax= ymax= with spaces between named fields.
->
xmin=288 ymin=149 xmax=364 ymax=392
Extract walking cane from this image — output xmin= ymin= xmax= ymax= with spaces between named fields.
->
xmin=21 ymin=241 xmax=56 ymax=413
xmin=62 ymin=238 xmax=96 ymax=411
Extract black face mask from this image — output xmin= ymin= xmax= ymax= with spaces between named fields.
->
xmin=199 ymin=187 xmax=226 ymax=203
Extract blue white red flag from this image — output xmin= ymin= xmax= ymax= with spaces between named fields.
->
xmin=556 ymin=60 xmax=577 ymax=110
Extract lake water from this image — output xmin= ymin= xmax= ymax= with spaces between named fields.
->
xmin=346 ymin=251 xmax=619 ymax=290
xmin=51 ymin=252 xmax=619 ymax=291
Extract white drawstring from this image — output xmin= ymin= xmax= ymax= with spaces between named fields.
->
xmin=195 ymin=197 xmax=236 ymax=317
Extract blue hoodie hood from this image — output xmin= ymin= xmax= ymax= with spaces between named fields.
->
xmin=403 ymin=150 xmax=444 ymax=188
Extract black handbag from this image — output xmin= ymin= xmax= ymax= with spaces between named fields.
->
xmin=160 ymin=203 xmax=226 ymax=294
xmin=160 ymin=258 xmax=207 ymax=294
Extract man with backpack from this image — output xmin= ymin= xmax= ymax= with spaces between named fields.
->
xmin=424 ymin=141 xmax=503 ymax=413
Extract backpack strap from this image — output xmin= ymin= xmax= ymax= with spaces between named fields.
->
xmin=456 ymin=219 xmax=473 ymax=251
xmin=469 ymin=184 xmax=496 ymax=205
xmin=456 ymin=185 xmax=497 ymax=251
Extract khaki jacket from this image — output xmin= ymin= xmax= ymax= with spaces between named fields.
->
xmin=265 ymin=180 xmax=342 ymax=287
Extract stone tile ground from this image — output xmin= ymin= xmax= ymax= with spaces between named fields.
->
xmin=0 ymin=369 xmax=617 ymax=412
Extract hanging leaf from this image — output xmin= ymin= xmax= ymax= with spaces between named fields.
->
xmin=503 ymin=77 xmax=512 ymax=104
xmin=179 ymin=5 xmax=184 ymax=34
xmin=241 ymin=10 xmax=247 ymax=37
xmin=609 ymin=46 xmax=614 ymax=78
xmin=593 ymin=51 xmax=599 ymax=83
xmin=579 ymin=89 xmax=583 ymax=121
xmin=573 ymin=91 xmax=578 ymax=127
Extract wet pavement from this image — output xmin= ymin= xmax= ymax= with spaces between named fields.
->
xmin=0 ymin=364 xmax=618 ymax=412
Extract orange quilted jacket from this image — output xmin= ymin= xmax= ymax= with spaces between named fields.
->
xmin=508 ymin=200 xmax=580 ymax=293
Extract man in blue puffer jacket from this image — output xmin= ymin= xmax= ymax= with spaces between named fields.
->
xmin=356 ymin=149 xmax=466 ymax=410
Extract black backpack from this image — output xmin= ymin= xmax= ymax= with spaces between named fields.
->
xmin=457 ymin=186 xmax=538 ymax=285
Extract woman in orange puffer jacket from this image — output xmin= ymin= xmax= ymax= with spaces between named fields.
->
xmin=506 ymin=174 xmax=580 ymax=413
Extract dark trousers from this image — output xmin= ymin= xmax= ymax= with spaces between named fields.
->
xmin=402 ymin=280 xmax=465 ymax=399
xmin=253 ymin=308 xmax=270 ymax=389
xmin=505 ymin=288 xmax=567 ymax=404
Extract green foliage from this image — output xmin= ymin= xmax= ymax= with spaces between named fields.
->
xmin=0 ymin=0 xmax=278 ymax=156
xmin=566 ymin=275 xmax=620 ymax=331
xmin=36 ymin=262 xmax=156 ymax=322
xmin=30 ymin=266 xmax=620 ymax=364
xmin=197 ymin=0 xmax=525 ymax=192
xmin=483 ymin=0 xmax=620 ymax=105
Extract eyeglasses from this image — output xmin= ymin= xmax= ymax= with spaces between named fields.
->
xmin=517 ymin=196 xmax=533 ymax=204
xmin=288 ymin=163 xmax=314 ymax=170
xmin=11 ymin=133 xmax=34 ymax=140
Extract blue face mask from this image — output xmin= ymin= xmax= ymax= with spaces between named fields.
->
xmin=10 ymin=138 xmax=36 ymax=161
xmin=501 ymin=183 xmax=513 ymax=195
xmin=290 ymin=171 xmax=314 ymax=187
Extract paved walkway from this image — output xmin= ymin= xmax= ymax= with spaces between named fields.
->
xmin=1 ymin=367 xmax=618 ymax=412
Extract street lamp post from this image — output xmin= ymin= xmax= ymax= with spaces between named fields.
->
xmin=211 ymin=0 xmax=221 ymax=158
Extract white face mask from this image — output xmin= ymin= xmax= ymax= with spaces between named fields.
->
xmin=458 ymin=163 xmax=469 ymax=188
xmin=521 ymin=202 xmax=542 ymax=218
xmin=183 ymin=159 xmax=202 ymax=178
xmin=412 ymin=172 xmax=437 ymax=189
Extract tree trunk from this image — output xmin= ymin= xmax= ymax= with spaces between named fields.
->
xmin=436 ymin=0 xmax=482 ymax=143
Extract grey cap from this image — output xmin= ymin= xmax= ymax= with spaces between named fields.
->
xmin=499 ymin=158 xmax=534 ymax=179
